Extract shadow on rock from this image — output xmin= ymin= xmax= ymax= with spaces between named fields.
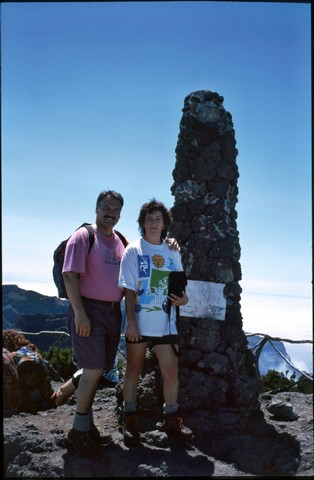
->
xmin=194 ymin=414 xmax=301 ymax=477
xmin=63 ymin=432 xmax=215 ymax=478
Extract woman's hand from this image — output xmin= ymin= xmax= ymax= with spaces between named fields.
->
xmin=168 ymin=290 xmax=188 ymax=307
xmin=125 ymin=321 xmax=142 ymax=342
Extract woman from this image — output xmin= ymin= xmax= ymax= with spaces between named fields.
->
xmin=118 ymin=199 xmax=193 ymax=446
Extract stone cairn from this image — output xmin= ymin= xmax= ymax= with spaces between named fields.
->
xmin=117 ymin=90 xmax=261 ymax=438
xmin=168 ymin=90 xmax=261 ymax=437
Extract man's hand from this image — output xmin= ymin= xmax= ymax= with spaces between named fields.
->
xmin=165 ymin=237 xmax=180 ymax=251
xmin=74 ymin=311 xmax=91 ymax=337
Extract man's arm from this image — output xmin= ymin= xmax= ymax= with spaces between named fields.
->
xmin=63 ymin=272 xmax=91 ymax=337
xmin=165 ymin=237 xmax=180 ymax=251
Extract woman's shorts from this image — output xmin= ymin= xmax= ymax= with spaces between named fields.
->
xmin=125 ymin=334 xmax=178 ymax=346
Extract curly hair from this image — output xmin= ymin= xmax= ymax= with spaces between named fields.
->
xmin=137 ymin=198 xmax=172 ymax=240
xmin=2 ymin=329 xmax=38 ymax=353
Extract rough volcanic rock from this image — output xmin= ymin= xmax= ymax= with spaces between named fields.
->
xmin=3 ymin=386 xmax=313 ymax=478
xmin=167 ymin=90 xmax=261 ymax=433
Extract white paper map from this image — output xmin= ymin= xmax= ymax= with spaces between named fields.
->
xmin=180 ymin=280 xmax=226 ymax=321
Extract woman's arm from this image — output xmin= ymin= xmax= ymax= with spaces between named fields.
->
xmin=124 ymin=288 xmax=142 ymax=342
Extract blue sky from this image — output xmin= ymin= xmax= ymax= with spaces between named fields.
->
xmin=1 ymin=2 xmax=312 ymax=370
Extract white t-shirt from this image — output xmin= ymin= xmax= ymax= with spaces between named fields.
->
xmin=118 ymin=238 xmax=184 ymax=336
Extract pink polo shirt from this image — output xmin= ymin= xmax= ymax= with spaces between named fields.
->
xmin=63 ymin=226 xmax=126 ymax=302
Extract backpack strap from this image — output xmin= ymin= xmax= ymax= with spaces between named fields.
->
xmin=114 ymin=229 xmax=128 ymax=248
xmin=84 ymin=224 xmax=95 ymax=253
xmin=79 ymin=225 xmax=126 ymax=252
xmin=168 ymin=307 xmax=180 ymax=357
xmin=167 ymin=272 xmax=187 ymax=358
xmin=76 ymin=223 xmax=95 ymax=253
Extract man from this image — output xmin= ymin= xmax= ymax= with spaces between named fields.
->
xmin=63 ymin=190 xmax=178 ymax=458
xmin=63 ymin=190 xmax=125 ymax=457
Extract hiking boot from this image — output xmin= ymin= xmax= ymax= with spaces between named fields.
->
xmin=66 ymin=428 xmax=102 ymax=458
xmin=90 ymin=423 xmax=112 ymax=445
xmin=122 ymin=412 xmax=141 ymax=446
xmin=159 ymin=414 xmax=194 ymax=441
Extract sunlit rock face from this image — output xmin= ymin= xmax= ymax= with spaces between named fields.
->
xmin=170 ymin=90 xmax=241 ymax=290
xmin=167 ymin=90 xmax=261 ymax=436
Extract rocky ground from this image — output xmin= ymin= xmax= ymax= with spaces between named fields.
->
xmin=3 ymin=384 xmax=313 ymax=478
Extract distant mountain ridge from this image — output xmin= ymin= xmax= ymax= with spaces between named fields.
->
xmin=2 ymin=284 xmax=295 ymax=376
xmin=246 ymin=335 xmax=294 ymax=377
xmin=2 ymin=284 xmax=67 ymax=325
xmin=2 ymin=284 xmax=70 ymax=351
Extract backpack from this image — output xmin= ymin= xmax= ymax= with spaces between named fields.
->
xmin=11 ymin=346 xmax=55 ymax=413
xmin=53 ymin=222 xmax=128 ymax=299
xmin=3 ymin=348 xmax=20 ymax=416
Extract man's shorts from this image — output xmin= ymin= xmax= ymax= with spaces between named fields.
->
xmin=66 ymin=297 xmax=122 ymax=370
xmin=125 ymin=334 xmax=178 ymax=346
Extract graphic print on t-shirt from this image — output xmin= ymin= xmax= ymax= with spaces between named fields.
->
xmin=137 ymin=254 xmax=171 ymax=313
xmin=139 ymin=255 xmax=150 ymax=278
xmin=103 ymin=245 xmax=121 ymax=266
xmin=151 ymin=254 xmax=165 ymax=268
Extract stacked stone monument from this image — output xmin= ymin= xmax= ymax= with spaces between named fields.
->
xmin=168 ymin=90 xmax=261 ymax=436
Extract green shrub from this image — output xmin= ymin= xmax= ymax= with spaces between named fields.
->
xmin=261 ymin=369 xmax=293 ymax=392
xmin=261 ymin=369 xmax=313 ymax=394
xmin=43 ymin=346 xmax=77 ymax=381
xmin=293 ymin=374 xmax=313 ymax=394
